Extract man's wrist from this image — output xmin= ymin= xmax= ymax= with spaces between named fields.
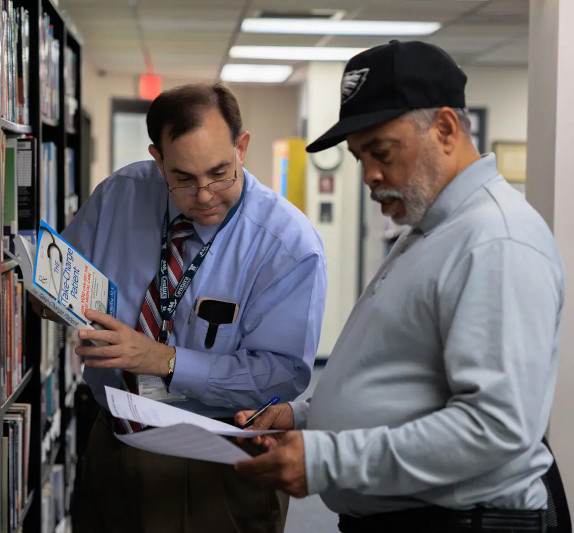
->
xmin=164 ymin=346 xmax=176 ymax=385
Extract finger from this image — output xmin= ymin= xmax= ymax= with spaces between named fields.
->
xmin=237 ymin=433 xmax=267 ymax=445
xmin=75 ymin=341 xmax=125 ymax=361
xmin=83 ymin=356 xmax=124 ymax=369
xmin=235 ymin=453 xmax=279 ymax=476
xmin=234 ymin=410 xmax=256 ymax=426
xmin=259 ymin=435 xmax=282 ymax=448
xmin=77 ymin=327 xmax=116 ymax=346
xmin=84 ymin=309 xmax=120 ymax=329
xmin=248 ymin=408 xmax=279 ymax=430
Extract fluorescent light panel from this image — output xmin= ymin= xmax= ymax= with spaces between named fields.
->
xmin=220 ymin=64 xmax=293 ymax=83
xmin=241 ymin=18 xmax=441 ymax=36
xmin=230 ymin=46 xmax=366 ymax=61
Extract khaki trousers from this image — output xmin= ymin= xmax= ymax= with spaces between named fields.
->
xmin=73 ymin=413 xmax=289 ymax=533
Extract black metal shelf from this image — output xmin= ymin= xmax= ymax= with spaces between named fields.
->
xmin=14 ymin=491 xmax=35 ymax=532
xmin=0 ymin=368 xmax=33 ymax=418
xmin=0 ymin=117 xmax=33 ymax=134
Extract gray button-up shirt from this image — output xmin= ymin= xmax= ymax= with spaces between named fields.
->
xmin=294 ymin=154 xmax=565 ymax=516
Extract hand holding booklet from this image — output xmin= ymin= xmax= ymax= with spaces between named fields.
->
xmin=7 ymin=220 xmax=118 ymax=331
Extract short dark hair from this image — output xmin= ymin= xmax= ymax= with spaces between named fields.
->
xmin=146 ymin=82 xmax=243 ymax=154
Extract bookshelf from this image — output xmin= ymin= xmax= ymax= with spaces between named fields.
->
xmin=1 ymin=0 xmax=83 ymax=531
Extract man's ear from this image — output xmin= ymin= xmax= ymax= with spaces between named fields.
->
xmin=432 ymin=107 xmax=459 ymax=155
xmin=235 ymin=131 xmax=251 ymax=166
xmin=148 ymin=144 xmax=165 ymax=176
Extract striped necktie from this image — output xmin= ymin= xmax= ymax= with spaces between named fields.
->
xmin=116 ymin=215 xmax=195 ymax=434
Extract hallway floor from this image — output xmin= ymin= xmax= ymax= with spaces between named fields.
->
xmin=284 ymin=363 xmax=339 ymax=532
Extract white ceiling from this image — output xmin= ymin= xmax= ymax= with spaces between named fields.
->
xmin=57 ymin=0 xmax=529 ymax=83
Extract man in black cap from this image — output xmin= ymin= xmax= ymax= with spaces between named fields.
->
xmin=234 ymin=41 xmax=566 ymax=533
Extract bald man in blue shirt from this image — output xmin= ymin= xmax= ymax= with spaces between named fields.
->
xmin=57 ymin=83 xmax=327 ymax=533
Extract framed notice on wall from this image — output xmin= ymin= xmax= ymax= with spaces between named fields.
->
xmin=492 ymin=141 xmax=527 ymax=182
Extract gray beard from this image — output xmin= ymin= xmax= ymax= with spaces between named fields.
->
xmin=371 ymin=143 xmax=442 ymax=227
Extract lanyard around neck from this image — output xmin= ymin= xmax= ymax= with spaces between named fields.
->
xmin=156 ymin=178 xmax=246 ymax=341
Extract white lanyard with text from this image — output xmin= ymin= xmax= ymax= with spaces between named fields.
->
xmin=157 ymin=179 xmax=245 ymax=342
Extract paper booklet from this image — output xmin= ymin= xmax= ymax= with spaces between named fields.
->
xmin=105 ymin=386 xmax=280 ymax=464
xmin=7 ymin=220 xmax=118 ymax=332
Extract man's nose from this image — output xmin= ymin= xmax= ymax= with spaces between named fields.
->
xmin=362 ymin=161 xmax=384 ymax=188
xmin=196 ymin=186 xmax=214 ymax=203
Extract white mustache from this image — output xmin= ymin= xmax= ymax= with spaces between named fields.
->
xmin=370 ymin=189 xmax=404 ymax=203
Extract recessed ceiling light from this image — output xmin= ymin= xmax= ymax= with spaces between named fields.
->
xmin=220 ymin=64 xmax=294 ymax=83
xmin=230 ymin=46 xmax=366 ymax=61
xmin=241 ymin=18 xmax=441 ymax=36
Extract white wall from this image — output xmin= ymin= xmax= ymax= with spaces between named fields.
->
xmin=527 ymin=0 xmax=574 ymax=511
xmin=303 ymin=61 xmax=361 ymax=357
xmin=464 ymin=66 xmax=529 ymax=148
xmin=81 ymin=64 xmax=299 ymax=190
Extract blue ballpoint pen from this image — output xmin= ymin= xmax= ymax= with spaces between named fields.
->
xmin=240 ymin=395 xmax=281 ymax=428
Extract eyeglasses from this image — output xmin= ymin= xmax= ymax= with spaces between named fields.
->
xmin=168 ymin=148 xmax=238 ymax=198
xmin=168 ymin=171 xmax=238 ymax=198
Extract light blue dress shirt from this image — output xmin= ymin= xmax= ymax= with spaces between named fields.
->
xmin=292 ymin=154 xmax=564 ymax=515
xmin=62 ymin=161 xmax=327 ymax=418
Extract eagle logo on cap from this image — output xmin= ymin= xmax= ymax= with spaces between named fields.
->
xmin=341 ymin=68 xmax=369 ymax=104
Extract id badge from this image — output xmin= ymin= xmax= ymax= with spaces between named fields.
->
xmin=137 ymin=375 xmax=186 ymax=403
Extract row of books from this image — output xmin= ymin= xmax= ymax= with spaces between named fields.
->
xmin=0 ymin=0 xmax=30 ymax=126
xmin=64 ymin=47 xmax=78 ymax=132
xmin=2 ymin=134 xmax=75 ymax=255
xmin=42 ymin=463 xmax=66 ymax=533
xmin=41 ymin=322 xmax=63 ymax=433
xmin=41 ymin=140 xmax=58 ymax=230
xmin=0 ymin=269 xmax=23 ymax=402
xmin=40 ymin=11 xmax=60 ymax=122
xmin=64 ymin=147 xmax=77 ymax=225
xmin=2 ymin=133 xmax=38 ymax=255
xmin=1 ymin=403 xmax=31 ymax=533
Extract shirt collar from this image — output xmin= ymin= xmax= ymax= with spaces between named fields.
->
xmin=417 ymin=153 xmax=500 ymax=235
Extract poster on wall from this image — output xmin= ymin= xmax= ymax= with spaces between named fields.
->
xmin=319 ymin=202 xmax=333 ymax=223
xmin=318 ymin=174 xmax=334 ymax=194
xmin=492 ymin=142 xmax=526 ymax=183
xmin=272 ymin=138 xmax=307 ymax=213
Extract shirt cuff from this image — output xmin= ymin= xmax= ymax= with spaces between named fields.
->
xmin=289 ymin=399 xmax=311 ymax=429
xmin=168 ymin=346 xmax=211 ymax=399
xmin=302 ymin=430 xmax=336 ymax=495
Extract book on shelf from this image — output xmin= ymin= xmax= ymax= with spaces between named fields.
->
xmin=1 ymin=268 xmax=23 ymax=402
xmin=17 ymin=136 xmax=37 ymax=231
xmin=41 ymin=141 xmax=57 ymax=229
xmin=1 ymin=433 xmax=8 ymax=533
xmin=2 ymin=136 xmax=17 ymax=254
xmin=0 ymin=130 xmax=5 ymax=260
xmin=64 ymin=147 xmax=77 ymax=224
xmin=6 ymin=403 xmax=31 ymax=507
xmin=3 ymin=403 xmax=31 ymax=528
xmin=0 ymin=1 xmax=30 ymax=125
xmin=6 ymin=220 xmax=118 ymax=333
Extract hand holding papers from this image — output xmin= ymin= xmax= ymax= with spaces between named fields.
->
xmin=104 ymin=386 xmax=280 ymax=464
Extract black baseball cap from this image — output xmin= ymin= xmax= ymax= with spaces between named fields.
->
xmin=306 ymin=40 xmax=467 ymax=153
